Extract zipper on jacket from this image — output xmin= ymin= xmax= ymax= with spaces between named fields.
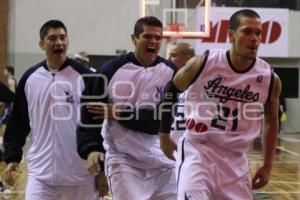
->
xmin=52 ymin=73 xmax=55 ymax=82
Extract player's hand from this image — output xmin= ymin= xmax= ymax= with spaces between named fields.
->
xmin=87 ymin=152 xmax=105 ymax=176
xmin=95 ymin=171 xmax=109 ymax=197
xmin=252 ymin=164 xmax=272 ymax=189
xmin=2 ymin=162 xmax=22 ymax=187
xmin=87 ymin=102 xmax=120 ymax=120
xmin=160 ymin=133 xmax=177 ymax=161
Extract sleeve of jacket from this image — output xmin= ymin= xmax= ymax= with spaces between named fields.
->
xmin=77 ymin=74 xmax=107 ymax=160
xmin=118 ymin=108 xmax=160 ymax=135
xmin=4 ymin=74 xmax=31 ymax=163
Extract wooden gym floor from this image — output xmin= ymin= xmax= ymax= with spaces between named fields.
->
xmin=0 ymin=132 xmax=300 ymax=200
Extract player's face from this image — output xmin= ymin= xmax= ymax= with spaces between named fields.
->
xmin=168 ymin=46 xmax=187 ymax=69
xmin=132 ymin=25 xmax=162 ymax=67
xmin=3 ymin=68 xmax=9 ymax=78
xmin=230 ymin=16 xmax=262 ymax=60
xmin=39 ymin=28 xmax=69 ymax=67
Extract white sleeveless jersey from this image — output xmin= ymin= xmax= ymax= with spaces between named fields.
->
xmin=184 ymin=49 xmax=273 ymax=153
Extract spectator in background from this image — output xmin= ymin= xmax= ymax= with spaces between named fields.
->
xmin=279 ymin=95 xmax=287 ymax=133
xmin=3 ymin=66 xmax=17 ymax=93
xmin=0 ymin=82 xmax=14 ymax=163
xmin=0 ymin=66 xmax=17 ymax=162
xmin=74 ymin=51 xmax=96 ymax=72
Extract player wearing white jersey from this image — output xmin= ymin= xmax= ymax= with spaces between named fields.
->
xmin=159 ymin=9 xmax=281 ymax=200
xmin=77 ymin=16 xmax=177 ymax=200
xmin=168 ymin=43 xmax=195 ymax=144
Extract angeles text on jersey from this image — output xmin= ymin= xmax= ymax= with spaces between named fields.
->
xmin=204 ymin=76 xmax=260 ymax=103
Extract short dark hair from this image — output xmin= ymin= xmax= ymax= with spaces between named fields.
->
xmin=39 ymin=20 xmax=67 ymax=40
xmin=5 ymin=66 xmax=14 ymax=75
xmin=134 ymin=16 xmax=162 ymax=37
xmin=229 ymin=9 xmax=261 ymax=30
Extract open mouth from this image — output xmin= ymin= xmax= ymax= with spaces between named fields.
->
xmin=146 ymin=47 xmax=156 ymax=53
xmin=53 ymin=49 xmax=64 ymax=54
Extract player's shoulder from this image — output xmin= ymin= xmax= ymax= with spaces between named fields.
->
xmin=153 ymin=55 xmax=177 ymax=71
xmin=99 ymin=53 xmax=132 ymax=74
xmin=68 ymin=58 xmax=92 ymax=74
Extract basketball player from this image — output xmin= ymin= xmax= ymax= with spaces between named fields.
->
xmin=77 ymin=16 xmax=177 ymax=200
xmin=168 ymin=42 xmax=195 ymax=71
xmin=159 ymin=9 xmax=281 ymax=200
xmin=3 ymin=20 xmax=104 ymax=200
xmin=168 ymin=43 xmax=195 ymax=144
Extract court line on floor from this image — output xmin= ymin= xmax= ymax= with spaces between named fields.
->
xmin=270 ymin=180 xmax=300 ymax=185
xmin=255 ymin=191 xmax=300 ymax=194
xmin=0 ymin=190 xmax=25 ymax=194
xmin=276 ymin=146 xmax=299 ymax=156
xmin=249 ymin=160 xmax=300 ymax=164
xmin=280 ymin=136 xmax=300 ymax=143
xmin=0 ymin=191 xmax=112 ymax=199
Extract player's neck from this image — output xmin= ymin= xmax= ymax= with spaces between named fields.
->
xmin=134 ymin=52 xmax=152 ymax=68
xmin=47 ymin=59 xmax=66 ymax=71
xmin=229 ymin=50 xmax=254 ymax=72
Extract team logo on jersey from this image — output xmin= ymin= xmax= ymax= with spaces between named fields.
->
xmin=186 ymin=118 xmax=208 ymax=133
xmin=256 ymin=75 xmax=263 ymax=83
xmin=64 ymin=90 xmax=74 ymax=103
xmin=155 ymin=86 xmax=164 ymax=100
xmin=204 ymin=77 xmax=259 ymax=103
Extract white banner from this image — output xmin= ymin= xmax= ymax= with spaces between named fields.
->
xmin=196 ymin=7 xmax=289 ymax=57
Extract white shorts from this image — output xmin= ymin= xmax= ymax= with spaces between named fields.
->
xmin=176 ymin=138 xmax=253 ymax=200
xmin=107 ymin=163 xmax=177 ymax=200
xmin=26 ymin=175 xmax=98 ymax=200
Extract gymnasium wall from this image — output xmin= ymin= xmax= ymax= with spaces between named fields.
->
xmin=7 ymin=0 xmax=140 ymax=79
xmin=0 ymin=0 xmax=8 ymax=77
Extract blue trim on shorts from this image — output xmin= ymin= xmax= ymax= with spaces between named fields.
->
xmin=177 ymin=138 xmax=186 ymax=190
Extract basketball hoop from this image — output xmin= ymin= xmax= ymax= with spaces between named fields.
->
xmin=167 ymin=23 xmax=183 ymax=33
xmin=166 ymin=23 xmax=184 ymax=33
xmin=165 ymin=23 xmax=185 ymax=41
xmin=164 ymin=23 xmax=185 ymax=59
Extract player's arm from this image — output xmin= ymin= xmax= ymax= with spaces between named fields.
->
xmin=159 ymin=54 xmax=207 ymax=160
xmin=77 ymin=75 xmax=106 ymax=162
xmin=3 ymin=76 xmax=31 ymax=187
xmin=160 ymin=54 xmax=207 ymax=133
xmin=4 ymin=77 xmax=31 ymax=163
xmin=87 ymin=103 xmax=160 ymax=135
xmin=252 ymin=73 xmax=281 ymax=189
xmin=76 ymin=71 xmax=109 ymax=177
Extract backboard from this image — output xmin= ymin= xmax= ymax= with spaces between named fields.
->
xmin=139 ymin=0 xmax=211 ymax=38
